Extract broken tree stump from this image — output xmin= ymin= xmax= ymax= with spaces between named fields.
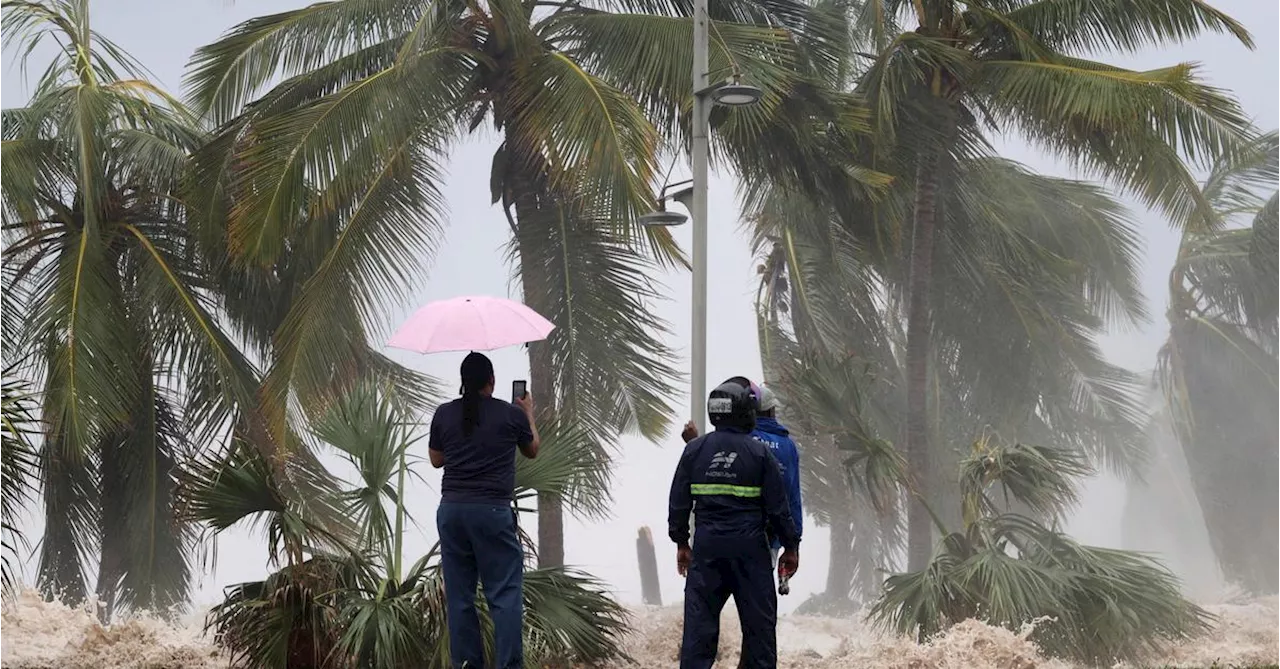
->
xmin=637 ymin=526 xmax=662 ymax=606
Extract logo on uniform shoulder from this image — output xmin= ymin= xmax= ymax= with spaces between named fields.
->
xmin=706 ymin=451 xmax=738 ymax=479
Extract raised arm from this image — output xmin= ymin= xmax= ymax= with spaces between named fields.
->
xmin=514 ymin=394 xmax=540 ymax=459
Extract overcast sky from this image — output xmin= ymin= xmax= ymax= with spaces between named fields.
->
xmin=3 ymin=0 xmax=1276 ymax=613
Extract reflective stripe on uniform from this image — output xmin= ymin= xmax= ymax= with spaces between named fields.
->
xmin=690 ymin=483 xmax=762 ymax=498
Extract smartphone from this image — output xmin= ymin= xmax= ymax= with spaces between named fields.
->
xmin=512 ymin=380 xmax=528 ymax=403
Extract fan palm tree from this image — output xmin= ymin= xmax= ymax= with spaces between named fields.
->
xmin=1157 ymin=130 xmax=1278 ymax=593
xmin=846 ymin=0 xmax=1255 ymax=568
xmin=754 ymin=156 xmax=1151 ymax=575
xmin=0 ymin=0 xmax=261 ymax=614
xmin=200 ymin=381 xmax=630 ymax=669
xmin=183 ymin=0 xmax=866 ymax=566
xmin=869 ymin=437 xmax=1212 ymax=666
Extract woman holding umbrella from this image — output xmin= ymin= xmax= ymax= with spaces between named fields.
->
xmin=390 ymin=296 xmax=555 ymax=669
xmin=429 ymin=351 xmax=540 ymax=669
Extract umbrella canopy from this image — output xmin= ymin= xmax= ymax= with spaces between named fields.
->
xmin=387 ymin=295 xmax=555 ymax=354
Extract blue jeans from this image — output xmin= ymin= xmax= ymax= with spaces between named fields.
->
xmin=437 ymin=502 xmax=524 ymax=669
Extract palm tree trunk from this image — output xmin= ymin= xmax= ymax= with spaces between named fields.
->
xmin=905 ymin=146 xmax=942 ymax=571
xmin=509 ymin=168 xmax=567 ymax=568
xmin=530 ymin=344 xmax=565 ymax=568
xmin=824 ymin=517 xmax=855 ymax=601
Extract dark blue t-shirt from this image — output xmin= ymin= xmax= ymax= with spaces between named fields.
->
xmin=429 ymin=396 xmax=533 ymax=504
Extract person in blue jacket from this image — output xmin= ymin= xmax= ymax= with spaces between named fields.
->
xmin=681 ymin=381 xmax=803 ymax=566
xmin=669 ymin=380 xmax=800 ymax=669
xmin=751 ymin=385 xmax=803 ymax=565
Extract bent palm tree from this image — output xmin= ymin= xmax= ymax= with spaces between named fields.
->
xmin=755 ymin=157 xmax=1149 ymax=532
xmin=1158 ymin=131 xmax=1278 ymax=593
xmin=1 ymin=0 xmax=259 ymax=613
xmin=870 ymin=438 xmax=1211 ymax=666
xmin=186 ymin=0 xmax=855 ymax=565
xmin=847 ymin=0 xmax=1254 ymax=568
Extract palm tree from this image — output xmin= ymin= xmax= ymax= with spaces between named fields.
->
xmin=842 ymin=0 xmax=1255 ymax=568
xmin=1157 ymin=131 xmax=1278 ymax=593
xmin=759 ymin=335 xmax=905 ymax=611
xmin=1118 ymin=403 xmax=1221 ymax=596
xmin=183 ymin=0 xmax=861 ymax=566
xmin=0 ymin=0 xmax=261 ymax=614
xmin=869 ymin=438 xmax=1212 ymax=666
xmin=754 ymin=155 xmax=1152 ymax=573
xmin=199 ymin=381 xmax=630 ymax=669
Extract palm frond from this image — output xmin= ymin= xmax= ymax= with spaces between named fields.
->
xmin=925 ymin=156 xmax=1149 ymax=475
xmin=312 ymin=381 xmax=422 ymax=558
xmin=180 ymin=438 xmax=359 ymax=564
xmin=184 ymin=0 xmax=429 ymax=124
xmin=36 ymin=430 xmax=99 ymax=606
xmin=125 ymin=221 xmax=264 ymax=451
xmin=504 ymin=51 xmax=672 ymax=262
xmin=1200 ymin=130 xmax=1278 ymax=221
xmin=958 ymin=438 xmax=1091 ymax=525
xmin=22 ymin=222 xmax=139 ymax=459
xmin=2 ymin=368 xmax=42 ymax=598
xmin=514 ymin=420 xmax=614 ymax=521
xmin=545 ymin=12 xmax=801 ymax=136
xmin=979 ymin=58 xmax=1252 ymax=230
xmin=998 ymin=0 xmax=1253 ymax=55
xmin=509 ymin=203 xmax=680 ymax=445
xmin=256 ymin=112 xmax=451 ymax=430
xmin=96 ymin=375 xmax=194 ymax=615
xmin=215 ymin=50 xmax=464 ymax=269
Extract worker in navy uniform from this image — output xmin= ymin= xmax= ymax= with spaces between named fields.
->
xmin=668 ymin=381 xmax=800 ymax=669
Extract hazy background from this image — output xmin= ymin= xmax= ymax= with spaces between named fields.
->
xmin=3 ymin=0 xmax=1276 ymax=616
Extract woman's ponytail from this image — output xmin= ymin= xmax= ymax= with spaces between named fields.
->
xmin=459 ymin=352 xmax=494 ymax=438
xmin=462 ymin=388 xmax=481 ymax=437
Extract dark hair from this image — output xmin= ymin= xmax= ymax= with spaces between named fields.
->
xmin=460 ymin=352 xmax=494 ymax=437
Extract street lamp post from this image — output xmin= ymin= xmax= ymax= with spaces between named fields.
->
xmin=690 ymin=0 xmax=711 ymax=435
xmin=642 ymin=3 xmax=760 ymax=434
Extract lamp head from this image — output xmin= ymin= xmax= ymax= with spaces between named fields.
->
xmin=711 ymin=79 xmax=763 ymax=107
xmin=639 ymin=210 xmax=688 ymax=227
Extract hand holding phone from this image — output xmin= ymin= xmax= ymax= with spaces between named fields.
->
xmin=512 ymin=380 xmax=528 ymax=403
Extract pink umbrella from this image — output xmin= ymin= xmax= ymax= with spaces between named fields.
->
xmin=387 ymin=295 xmax=555 ymax=354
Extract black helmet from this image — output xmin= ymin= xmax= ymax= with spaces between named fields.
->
xmin=708 ymin=381 xmax=757 ymax=431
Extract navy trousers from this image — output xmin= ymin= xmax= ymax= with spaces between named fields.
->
xmin=680 ymin=544 xmax=777 ymax=669
xmin=437 ymin=502 xmax=524 ymax=669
